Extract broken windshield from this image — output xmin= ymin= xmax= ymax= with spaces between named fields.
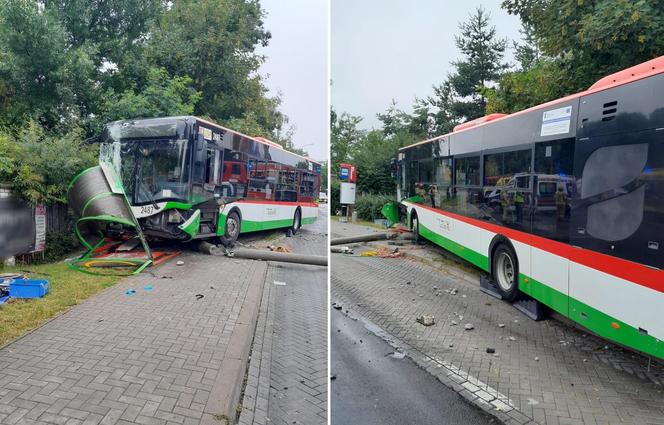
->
xmin=101 ymin=139 xmax=191 ymax=205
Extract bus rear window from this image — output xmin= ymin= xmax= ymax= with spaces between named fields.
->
xmin=539 ymin=182 xmax=557 ymax=196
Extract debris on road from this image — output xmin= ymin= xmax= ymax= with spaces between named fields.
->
xmin=498 ymin=323 xmax=505 ymax=328
xmin=416 ymin=314 xmax=436 ymax=326
xmin=389 ymin=351 xmax=406 ymax=359
xmin=176 ymin=260 xmax=185 ymax=266
xmin=331 ymin=246 xmax=354 ymax=254
xmin=125 ymin=288 xmax=136 ymax=296
xmin=195 ymin=294 xmax=204 ymax=300
xmin=273 ymin=281 xmax=287 ymax=286
xmin=360 ymin=247 xmax=402 ymax=258
xmin=486 ymin=347 xmax=496 ymax=354
xmin=143 ymin=284 xmax=152 ymax=292
xmin=332 ymin=303 xmax=342 ymax=310
xmin=464 ymin=323 xmax=475 ymax=330
xmin=268 ymin=245 xmax=291 ymax=253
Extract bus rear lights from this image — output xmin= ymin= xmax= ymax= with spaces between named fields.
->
xmin=611 ymin=322 xmax=620 ymax=330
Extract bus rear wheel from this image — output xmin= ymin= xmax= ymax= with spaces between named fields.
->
xmin=221 ymin=211 xmax=241 ymax=247
xmin=291 ymin=209 xmax=301 ymax=235
xmin=492 ymin=243 xmax=519 ymax=301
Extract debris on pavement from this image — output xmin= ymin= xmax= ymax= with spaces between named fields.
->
xmin=486 ymin=347 xmax=496 ymax=354
xmin=143 ymin=284 xmax=152 ymax=292
xmin=176 ymin=260 xmax=185 ymax=266
xmin=389 ymin=351 xmax=406 ymax=359
xmin=125 ymin=288 xmax=136 ymax=296
xmin=416 ymin=314 xmax=435 ymax=326
xmin=268 ymin=245 xmax=291 ymax=253
xmin=498 ymin=323 xmax=505 ymax=328
xmin=360 ymin=246 xmax=403 ymax=258
xmin=273 ymin=281 xmax=287 ymax=286
xmin=332 ymin=303 xmax=343 ymax=310
xmin=464 ymin=323 xmax=475 ymax=330
xmin=195 ymin=294 xmax=204 ymax=300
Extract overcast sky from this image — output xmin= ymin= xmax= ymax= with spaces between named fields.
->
xmin=258 ymin=0 xmax=328 ymax=162
xmin=332 ymin=0 xmax=523 ymax=130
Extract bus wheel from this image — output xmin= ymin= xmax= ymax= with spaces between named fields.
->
xmin=492 ymin=244 xmax=519 ymax=301
xmin=221 ymin=211 xmax=241 ymax=247
xmin=291 ymin=209 xmax=302 ymax=235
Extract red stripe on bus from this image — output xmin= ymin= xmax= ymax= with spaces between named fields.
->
xmin=408 ymin=202 xmax=664 ymax=294
xmin=234 ymin=200 xmax=318 ymax=207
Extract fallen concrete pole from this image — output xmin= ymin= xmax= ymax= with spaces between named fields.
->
xmin=228 ymin=248 xmax=327 ymax=266
xmin=330 ymin=232 xmax=397 ymax=246
xmin=198 ymin=240 xmax=223 ymax=255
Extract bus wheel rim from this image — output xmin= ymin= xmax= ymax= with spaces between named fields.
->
xmin=228 ymin=217 xmax=239 ymax=237
xmin=496 ymin=251 xmax=514 ymax=291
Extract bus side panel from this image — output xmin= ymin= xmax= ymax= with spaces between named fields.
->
xmin=408 ymin=203 xmax=488 ymax=271
xmin=569 ymin=262 xmax=664 ymax=358
xmin=301 ymin=204 xmax=319 ymax=225
xmin=222 ymin=202 xmax=297 ymax=233
xmin=525 ymin=248 xmax=569 ymax=317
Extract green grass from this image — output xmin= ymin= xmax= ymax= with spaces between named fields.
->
xmin=0 ymin=263 xmax=121 ymax=346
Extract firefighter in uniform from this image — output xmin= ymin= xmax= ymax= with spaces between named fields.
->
xmin=514 ymin=190 xmax=525 ymax=223
xmin=555 ymin=186 xmax=567 ymax=220
xmin=500 ymin=189 xmax=510 ymax=223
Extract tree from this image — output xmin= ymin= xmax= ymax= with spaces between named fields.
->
xmin=0 ymin=121 xmax=97 ymax=203
xmin=330 ymin=108 xmax=363 ymax=173
xmin=98 ymin=67 xmax=202 ymax=128
xmin=146 ymin=0 xmax=280 ymax=135
xmin=446 ymin=6 xmax=508 ymax=121
xmin=502 ymin=0 xmax=664 ymax=92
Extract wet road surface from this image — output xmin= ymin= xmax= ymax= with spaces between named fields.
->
xmin=331 ymin=308 xmax=496 ymax=425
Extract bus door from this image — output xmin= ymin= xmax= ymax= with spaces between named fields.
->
xmin=191 ymin=134 xmax=216 ymax=204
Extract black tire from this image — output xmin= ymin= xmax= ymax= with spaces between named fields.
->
xmin=492 ymin=243 xmax=519 ymax=301
xmin=411 ymin=212 xmax=420 ymax=244
xmin=291 ymin=209 xmax=302 ymax=235
xmin=220 ymin=211 xmax=241 ymax=247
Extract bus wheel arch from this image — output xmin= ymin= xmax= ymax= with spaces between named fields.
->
xmin=410 ymin=210 xmax=420 ymax=243
xmin=489 ymin=235 xmax=520 ymax=302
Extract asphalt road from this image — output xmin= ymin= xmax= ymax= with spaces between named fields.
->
xmin=331 ymin=308 xmax=496 ymax=425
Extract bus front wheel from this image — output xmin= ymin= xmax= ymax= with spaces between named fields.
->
xmin=291 ymin=209 xmax=302 ymax=235
xmin=492 ymin=244 xmax=519 ymax=301
xmin=221 ymin=211 xmax=241 ymax=247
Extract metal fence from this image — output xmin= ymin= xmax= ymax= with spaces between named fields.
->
xmin=0 ymin=186 xmax=70 ymax=260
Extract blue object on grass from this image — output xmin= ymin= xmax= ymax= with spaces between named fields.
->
xmin=8 ymin=279 xmax=49 ymax=299
xmin=125 ymin=288 xmax=136 ymax=296
xmin=143 ymin=284 xmax=153 ymax=292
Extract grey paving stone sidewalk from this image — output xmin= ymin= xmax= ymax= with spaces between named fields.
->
xmin=0 ymin=252 xmax=267 ymax=425
xmin=238 ymin=209 xmax=328 ymax=425
xmin=331 ymin=251 xmax=664 ymax=425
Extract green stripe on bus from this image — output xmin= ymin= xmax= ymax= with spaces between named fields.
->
xmin=302 ymin=217 xmax=317 ymax=225
xmin=419 ymin=222 xmax=489 ymax=271
xmin=518 ymin=275 xmax=569 ymax=317
xmin=240 ymin=218 xmax=294 ymax=233
xmin=520 ymin=275 xmax=664 ymax=359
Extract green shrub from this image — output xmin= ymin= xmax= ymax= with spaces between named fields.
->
xmin=354 ymin=193 xmax=394 ymax=221
xmin=331 ymin=180 xmax=341 ymax=215
xmin=41 ymin=230 xmax=79 ymax=263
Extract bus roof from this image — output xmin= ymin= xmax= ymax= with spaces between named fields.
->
xmin=399 ymin=55 xmax=664 ymax=152
xmin=106 ymin=115 xmax=322 ymax=166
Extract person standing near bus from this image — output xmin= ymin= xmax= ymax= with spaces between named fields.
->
xmin=555 ymin=186 xmax=567 ymax=220
xmin=428 ymin=184 xmax=437 ymax=208
xmin=500 ymin=189 xmax=510 ymax=223
xmin=415 ymin=183 xmax=426 ymax=200
xmin=514 ymin=190 xmax=525 ymax=223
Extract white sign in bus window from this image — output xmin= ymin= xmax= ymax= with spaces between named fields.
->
xmin=540 ymin=106 xmax=572 ymax=137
